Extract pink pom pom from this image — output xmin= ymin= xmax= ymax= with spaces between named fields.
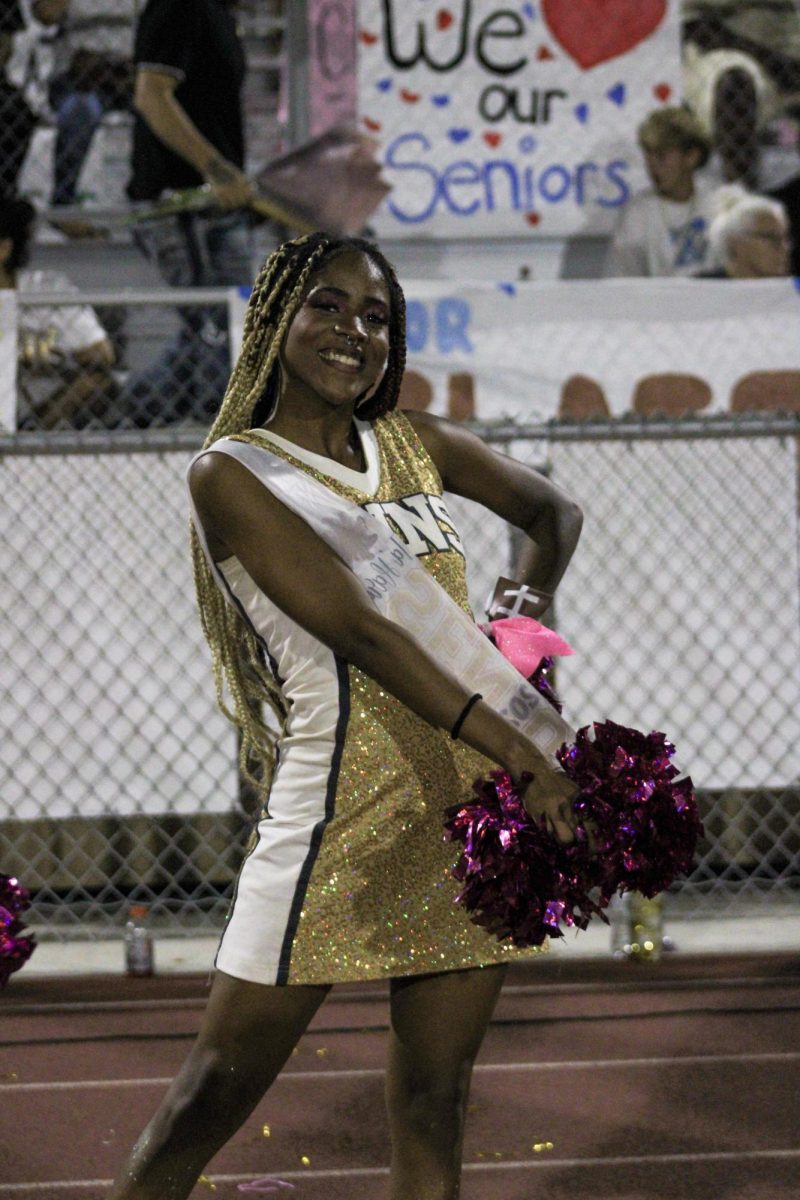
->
xmin=0 ymin=874 xmax=36 ymax=988
xmin=444 ymin=771 xmax=603 ymax=948
xmin=445 ymin=723 xmax=702 ymax=948
xmin=557 ymin=720 xmax=703 ymax=903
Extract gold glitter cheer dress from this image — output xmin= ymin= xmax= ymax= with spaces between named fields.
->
xmin=203 ymin=411 xmax=542 ymax=985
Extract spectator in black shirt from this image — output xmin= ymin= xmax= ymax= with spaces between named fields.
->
xmin=121 ymin=0 xmax=254 ymax=425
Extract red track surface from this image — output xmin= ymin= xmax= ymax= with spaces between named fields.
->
xmin=1 ymin=953 xmax=798 ymax=1199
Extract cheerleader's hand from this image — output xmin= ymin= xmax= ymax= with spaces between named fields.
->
xmin=516 ymin=766 xmax=580 ymax=845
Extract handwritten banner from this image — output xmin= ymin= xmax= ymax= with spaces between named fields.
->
xmin=356 ymin=0 xmax=681 ymax=237
xmin=309 ymin=0 xmax=359 ymax=137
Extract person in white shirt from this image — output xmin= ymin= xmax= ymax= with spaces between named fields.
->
xmin=603 ymin=107 xmax=719 ymax=278
xmin=0 ymin=194 xmax=117 ymax=428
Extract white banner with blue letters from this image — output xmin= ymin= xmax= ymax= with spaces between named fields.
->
xmin=356 ymin=0 xmax=682 ymax=238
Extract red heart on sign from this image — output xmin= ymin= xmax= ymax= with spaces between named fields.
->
xmin=437 ymin=8 xmax=454 ymax=30
xmin=653 ymin=81 xmax=672 ymax=102
xmin=400 ymin=89 xmax=421 ymax=103
xmin=541 ymin=0 xmax=666 ymax=69
xmin=483 ymin=132 xmax=502 ymax=148
xmin=359 ymin=29 xmax=378 ymax=45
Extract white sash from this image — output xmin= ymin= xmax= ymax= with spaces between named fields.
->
xmin=190 ymin=437 xmax=577 ymax=766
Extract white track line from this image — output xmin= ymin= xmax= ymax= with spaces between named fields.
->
xmin=1 ymin=1050 xmax=798 ymax=1092
xmin=2 ymin=1148 xmax=799 ymax=1192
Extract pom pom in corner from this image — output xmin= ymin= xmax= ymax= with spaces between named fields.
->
xmin=0 ymin=873 xmax=37 ymax=988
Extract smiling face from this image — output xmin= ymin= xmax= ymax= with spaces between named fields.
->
xmin=278 ymin=250 xmax=391 ymax=415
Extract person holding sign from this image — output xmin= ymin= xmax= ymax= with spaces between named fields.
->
xmin=120 ymin=0 xmax=254 ymax=424
xmin=603 ymin=106 xmax=720 ymax=277
xmin=107 ymin=231 xmax=583 ymax=1200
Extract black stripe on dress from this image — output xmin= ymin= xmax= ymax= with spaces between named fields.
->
xmin=212 ymin=567 xmax=285 ymax=971
xmin=275 ymin=653 xmax=350 ymax=985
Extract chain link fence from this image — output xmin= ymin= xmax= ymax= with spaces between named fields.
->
xmin=2 ymin=0 xmax=799 ymax=950
xmin=2 ymin=401 xmax=799 ymax=943
xmin=459 ymin=416 xmax=800 ymax=924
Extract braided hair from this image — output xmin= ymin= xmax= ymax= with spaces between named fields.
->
xmin=191 ymin=232 xmax=407 ymax=798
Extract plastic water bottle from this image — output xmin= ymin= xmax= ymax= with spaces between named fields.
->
xmin=609 ymin=892 xmax=632 ymax=959
xmin=125 ymin=904 xmax=154 ymax=976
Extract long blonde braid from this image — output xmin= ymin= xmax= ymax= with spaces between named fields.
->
xmin=190 ymin=232 xmax=407 ymax=799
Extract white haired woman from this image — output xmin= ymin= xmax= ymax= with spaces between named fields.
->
xmin=700 ymin=184 xmax=792 ymax=277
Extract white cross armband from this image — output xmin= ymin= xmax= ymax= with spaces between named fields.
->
xmin=485 ymin=576 xmax=554 ymax=620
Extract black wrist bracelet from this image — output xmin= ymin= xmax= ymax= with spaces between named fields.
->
xmin=450 ymin=692 xmax=483 ymax=740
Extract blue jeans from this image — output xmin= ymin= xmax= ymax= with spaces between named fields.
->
xmin=121 ymin=210 xmax=253 ymax=425
xmin=52 ymin=90 xmax=105 ymax=206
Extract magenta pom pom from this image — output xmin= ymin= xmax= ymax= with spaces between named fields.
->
xmin=0 ymin=874 xmax=36 ymax=988
xmin=458 ymin=619 xmax=703 ymax=945
xmin=557 ymin=720 xmax=703 ymax=904
xmin=445 ymin=722 xmax=702 ymax=948
xmin=444 ymin=770 xmax=603 ymax=947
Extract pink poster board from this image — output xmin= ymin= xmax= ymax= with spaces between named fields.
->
xmin=308 ymin=0 xmax=358 ymax=136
